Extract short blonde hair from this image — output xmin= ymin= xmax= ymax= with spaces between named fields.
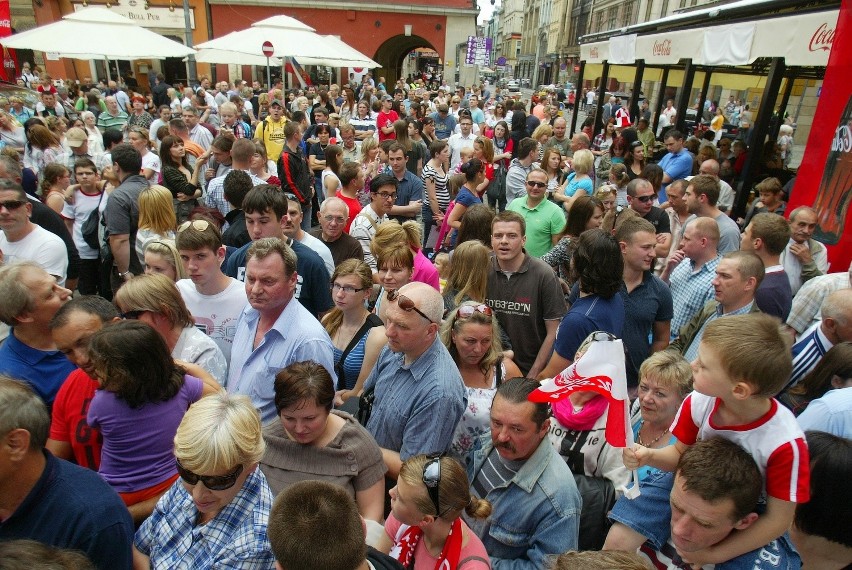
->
xmin=173 ymin=391 xmax=265 ymax=473
xmin=0 ymin=262 xmax=42 ymax=325
xmin=113 ymin=272 xmax=193 ymax=328
xmin=639 ymin=350 xmax=693 ymax=398
xmin=548 ymin=550 xmax=650 ymax=570
xmin=571 ymin=149 xmax=594 ymax=175
xmin=531 ymin=123 xmax=553 ymax=141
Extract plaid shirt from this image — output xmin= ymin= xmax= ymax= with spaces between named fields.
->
xmin=134 ymin=468 xmax=274 ymax=569
xmin=669 ymin=254 xmax=721 ymax=339
xmin=786 ymin=271 xmax=850 ymax=334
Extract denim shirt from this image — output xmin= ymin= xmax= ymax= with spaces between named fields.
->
xmin=464 ymin=433 xmax=581 ymax=569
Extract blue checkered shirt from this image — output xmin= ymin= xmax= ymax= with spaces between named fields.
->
xmin=683 ymin=301 xmax=754 ymax=362
xmin=204 ymin=169 xmax=266 ymax=219
xmin=134 ymin=468 xmax=275 ymax=569
xmin=669 ymin=255 xmax=721 ymax=340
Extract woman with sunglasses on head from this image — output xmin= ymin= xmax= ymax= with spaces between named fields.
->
xmin=114 ymin=273 xmax=228 ymax=385
xmin=372 ymin=239 xmax=416 ymax=323
xmin=86 ymin=320 xmax=218 ymax=527
xmin=441 ymin=301 xmax=521 ymax=456
xmin=133 ymin=391 xmax=276 ymax=569
xmin=322 ymin=259 xmax=388 ymax=404
xmin=378 ymin=455 xmax=492 ymax=569
xmin=259 ymin=360 xmax=386 ymax=523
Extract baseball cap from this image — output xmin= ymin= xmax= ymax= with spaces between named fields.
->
xmin=66 ymin=127 xmax=88 ymax=148
xmin=269 ymin=99 xmax=284 ymax=107
xmin=381 ymin=94 xmax=392 ymax=102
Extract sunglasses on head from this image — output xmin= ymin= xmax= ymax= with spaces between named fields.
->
xmin=456 ymin=304 xmax=492 ymax=319
xmin=178 ymin=219 xmax=211 ymax=233
xmin=422 ymin=456 xmax=446 ymax=517
xmin=176 ymin=459 xmax=244 ymax=491
xmin=387 ymin=289 xmax=434 ymax=323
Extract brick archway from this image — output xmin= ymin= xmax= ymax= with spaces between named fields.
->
xmin=374 ymin=34 xmax=437 ymax=88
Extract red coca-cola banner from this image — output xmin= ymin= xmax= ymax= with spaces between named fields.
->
xmin=788 ymin=0 xmax=852 ymax=270
xmin=0 ymin=0 xmax=17 ymax=83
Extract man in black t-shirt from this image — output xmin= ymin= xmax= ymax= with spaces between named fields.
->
xmin=627 ymin=178 xmax=672 ymax=259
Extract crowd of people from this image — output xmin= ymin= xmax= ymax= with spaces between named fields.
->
xmin=0 ymin=67 xmax=849 ymax=570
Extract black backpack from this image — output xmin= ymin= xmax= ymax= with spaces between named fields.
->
xmin=81 ymin=191 xmax=105 ymax=250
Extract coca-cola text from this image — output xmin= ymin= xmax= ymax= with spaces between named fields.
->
xmin=809 ymin=23 xmax=835 ymax=52
xmin=652 ymin=39 xmax=672 ymax=56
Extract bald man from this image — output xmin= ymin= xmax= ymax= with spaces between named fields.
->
xmin=697 ymin=159 xmax=735 ymax=214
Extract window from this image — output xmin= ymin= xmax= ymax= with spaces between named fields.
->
xmin=623 ymin=1 xmax=634 ymax=26
xmin=607 ymin=6 xmax=618 ymax=30
xmin=594 ymin=10 xmax=603 ymax=33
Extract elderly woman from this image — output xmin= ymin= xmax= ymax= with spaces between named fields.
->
xmin=630 ymin=350 xmax=692 ymax=481
xmin=442 ymin=301 xmax=522 ymax=456
xmin=113 ymin=273 xmax=227 ymax=384
xmin=133 ymin=392 xmax=275 ymax=569
xmin=259 ymin=361 xmax=386 ymax=521
xmin=80 ymin=111 xmax=104 ymax=153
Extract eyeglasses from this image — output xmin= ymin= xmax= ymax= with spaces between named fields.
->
xmin=178 ymin=219 xmax=210 ymax=233
xmin=176 ymin=459 xmax=244 ymax=491
xmin=330 ymin=282 xmax=367 ymax=294
xmin=526 ymin=180 xmax=547 ymax=188
xmin=0 ymin=199 xmax=26 ymax=211
xmin=323 ymin=215 xmax=346 ymax=224
xmin=456 ymin=304 xmax=492 ymax=319
xmin=422 ymin=456 xmax=445 ymax=517
xmin=634 ymin=195 xmax=655 ymax=203
xmin=374 ymin=191 xmax=397 ymax=200
xmin=120 ymin=310 xmax=146 ymax=320
xmin=387 ymin=289 xmax=434 ymax=324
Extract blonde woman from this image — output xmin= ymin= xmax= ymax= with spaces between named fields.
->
xmin=441 ymin=301 xmax=522 ymax=456
xmin=133 ymin=392 xmax=275 ymax=568
xmin=128 ymin=126 xmax=160 ymax=184
xmin=143 ymin=239 xmax=187 ymax=282
xmin=113 ymin=273 xmax=227 ymax=384
xmin=377 ymin=455 xmax=492 ymax=569
xmin=555 ymin=149 xmax=594 ymax=212
xmin=136 ymin=185 xmax=177 ymax=262
xmin=359 ymin=136 xmax=380 ymax=206
xmin=531 ymin=123 xmax=553 ymax=161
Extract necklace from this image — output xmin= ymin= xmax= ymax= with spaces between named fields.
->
xmin=637 ymin=419 xmax=669 ymax=448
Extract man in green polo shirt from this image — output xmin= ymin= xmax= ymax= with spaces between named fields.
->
xmin=506 ymin=168 xmax=566 ymax=257
xmin=96 ymin=96 xmax=129 ymax=134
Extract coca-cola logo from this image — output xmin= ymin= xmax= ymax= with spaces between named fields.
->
xmin=653 ymin=39 xmax=672 ymax=56
xmin=809 ymin=23 xmax=835 ymax=52
xmin=590 ymin=47 xmax=599 ymax=58
xmin=0 ymin=19 xmax=10 ymax=28
xmin=832 ymin=124 xmax=852 ymax=153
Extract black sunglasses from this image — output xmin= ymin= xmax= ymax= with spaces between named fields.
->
xmin=422 ymin=456 xmax=445 ymax=516
xmin=120 ymin=310 xmax=146 ymax=320
xmin=635 ymin=195 xmax=655 ymax=203
xmin=0 ymin=199 xmax=26 ymax=211
xmin=176 ymin=459 xmax=244 ymax=491
xmin=387 ymin=289 xmax=434 ymax=324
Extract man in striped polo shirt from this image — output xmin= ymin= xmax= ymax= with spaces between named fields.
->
xmin=787 ymin=289 xmax=852 ymax=391
xmin=96 ymin=96 xmax=128 ymax=134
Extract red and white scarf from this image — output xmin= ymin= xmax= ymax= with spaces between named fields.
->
xmin=389 ymin=517 xmax=464 ymax=570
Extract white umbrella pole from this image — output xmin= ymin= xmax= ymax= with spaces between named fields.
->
xmin=104 ymin=57 xmax=111 ymax=82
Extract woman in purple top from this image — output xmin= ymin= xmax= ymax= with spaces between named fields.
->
xmin=86 ymin=320 xmax=216 ymax=522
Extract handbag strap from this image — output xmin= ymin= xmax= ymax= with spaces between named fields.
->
xmin=336 ymin=313 xmax=383 ymax=384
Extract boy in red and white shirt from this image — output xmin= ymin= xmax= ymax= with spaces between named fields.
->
xmin=604 ymin=313 xmax=809 ymax=567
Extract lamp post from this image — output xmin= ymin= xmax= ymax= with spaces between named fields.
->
xmin=531 ymin=31 xmax=545 ymax=90
xmin=182 ymin=0 xmax=197 ymax=84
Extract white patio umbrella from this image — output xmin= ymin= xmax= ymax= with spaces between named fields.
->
xmin=0 ymin=6 xmax=196 ymax=60
xmin=194 ymin=49 xmax=282 ymax=67
xmin=195 ymin=15 xmax=377 ymax=69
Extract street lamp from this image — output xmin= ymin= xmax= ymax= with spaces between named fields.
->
xmin=531 ymin=30 xmax=546 ymax=90
xmin=182 ymin=0 xmax=197 ymax=83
